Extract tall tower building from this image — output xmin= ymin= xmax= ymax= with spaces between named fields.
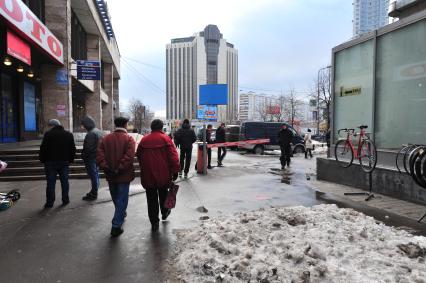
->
xmin=353 ymin=0 xmax=390 ymax=37
xmin=166 ymin=25 xmax=238 ymax=123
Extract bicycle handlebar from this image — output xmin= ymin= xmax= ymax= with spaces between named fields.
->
xmin=338 ymin=128 xmax=355 ymax=135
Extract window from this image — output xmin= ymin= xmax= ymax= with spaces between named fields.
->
xmin=208 ymin=61 xmax=217 ymax=66
xmin=71 ymin=11 xmax=87 ymax=60
xmin=101 ymin=61 xmax=105 ymax=89
xmin=23 ymin=0 xmax=45 ymax=23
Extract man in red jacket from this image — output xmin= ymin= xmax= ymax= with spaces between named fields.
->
xmin=97 ymin=117 xmax=136 ymax=237
xmin=136 ymin=119 xmax=180 ymax=231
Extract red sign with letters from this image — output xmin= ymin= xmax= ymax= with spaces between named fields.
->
xmin=0 ymin=0 xmax=64 ymax=65
xmin=7 ymin=30 xmax=31 ymax=65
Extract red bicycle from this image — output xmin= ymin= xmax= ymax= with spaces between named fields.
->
xmin=334 ymin=125 xmax=377 ymax=173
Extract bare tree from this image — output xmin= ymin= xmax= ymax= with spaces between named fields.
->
xmin=286 ymin=87 xmax=304 ymax=127
xmin=255 ymin=97 xmax=268 ymax=122
xmin=312 ymin=67 xmax=332 ymax=130
xmin=270 ymin=95 xmax=288 ymax=122
xmin=128 ymin=98 xmax=153 ymax=132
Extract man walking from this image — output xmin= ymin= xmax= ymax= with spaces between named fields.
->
xmin=97 ymin=117 xmax=135 ymax=237
xmin=215 ymin=123 xmax=226 ymax=167
xmin=39 ymin=119 xmax=76 ymax=208
xmin=81 ymin=116 xmax=103 ymax=201
xmin=174 ymin=119 xmax=197 ymax=178
xmin=136 ymin=119 xmax=180 ymax=231
xmin=278 ymin=124 xmax=294 ymax=169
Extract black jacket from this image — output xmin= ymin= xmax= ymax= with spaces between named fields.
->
xmin=278 ymin=128 xmax=294 ymax=146
xmin=174 ymin=123 xmax=197 ymax=149
xmin=81 ymin=116 xmax=103 ymax=161
xmin=215 ymin=126 xmax=226 ymax=143
xmin=39 ymin=126 xmax=76 ymax=163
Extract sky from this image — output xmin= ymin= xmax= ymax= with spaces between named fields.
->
xmin=107 ymin=0 xmax=353 ymax=118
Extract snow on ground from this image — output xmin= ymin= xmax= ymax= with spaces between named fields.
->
xmin=172 ymin=204 xmax=426 ymax=283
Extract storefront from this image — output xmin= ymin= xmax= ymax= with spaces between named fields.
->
xmin=332 ymin=10 xmax=426 ymax=153
xmin=0 ymin=0 xmax=63 ymax=143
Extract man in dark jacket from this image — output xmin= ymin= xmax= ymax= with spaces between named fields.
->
xmin=174 ymin=119 xmax=197 ymax=178
xmin=97 ymin=117 xmax=136 ymax=237
xmin=136 ymin=119 xmax=180 ymax=231
xmin=215 ymin=123 xmax=226 ymax=167
xmin=39 ymin=119 xmax=76 ymax=208
xmin=278 ymin=124 xmax=294 ymax=169
xmin=81 ymin=116 xmax=103 ymax=201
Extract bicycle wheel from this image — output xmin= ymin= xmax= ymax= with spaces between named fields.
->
xmin=404 ymin=145 xmax=417 ymax=174
xmin=396 ymin=146 xmax=410 ymax=173
xmin=412 ymin=147 xmax=426 ymax=188
xmin=359 ymin=139 xmax=377 ymax=173
xmin=414 ymin=150 xmax=426 ymax=188
xmin=335 ymin=140 xmax=354 ymax=168
xmin=408 ymin=146 xmax=424 ymax=176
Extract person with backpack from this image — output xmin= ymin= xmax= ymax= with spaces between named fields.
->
xmin=174 ymin=119 xmax=197 ymax=178
xmin=136 ymin=119 xmax=180 ymax=232
xmin=304 ymin=129 xmax=314 ymax=159
xmin=215 ymin=123 xmax=226 ymax=167
xmin=277 ymin=124 xmax=294 ymax=169
xmin=81 ymin=116 xmax=103 ymax=201
xmin=97 ymin=117 xmax=136 ymax=237
xmin=39 ymin=119 xmax=76 ymax=208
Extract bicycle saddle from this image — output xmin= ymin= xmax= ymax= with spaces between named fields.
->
xmin=359 ymin=125 xmax=368 ymax=129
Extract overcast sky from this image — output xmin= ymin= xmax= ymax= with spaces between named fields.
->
xmin=107 ymin=0 xmax=353 ymax=117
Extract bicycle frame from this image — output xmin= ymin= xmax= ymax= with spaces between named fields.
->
xmin=341 ymin=128 xmax=370 ymax=159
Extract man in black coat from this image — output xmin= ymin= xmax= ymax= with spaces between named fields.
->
xmin=215 ymin=123 xmax=226 ymax=166
xmin=174 ymin=119 xmax=197 ymax=178
xmin=278 ymin=124 xmax=294 ymax=169
xmin=39 ymin=119 xmax=76 ymax=208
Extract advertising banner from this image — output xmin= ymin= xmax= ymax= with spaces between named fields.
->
xmin=199 ymin=84 xmax=228 ymax=105
xmin=197 ymin=105 xmax=217 ymax=122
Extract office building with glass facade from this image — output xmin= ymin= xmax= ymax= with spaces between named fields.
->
xmin=353 ymin=0 xmax=390 ymax=37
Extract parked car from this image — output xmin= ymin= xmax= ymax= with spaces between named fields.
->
xmin=225 ymin=125 xmax=240 ymax=150
xmin=311 ymin=134 xmax=326 ymax=142
xmin=239 ymin=122 xmax=305 ymax=155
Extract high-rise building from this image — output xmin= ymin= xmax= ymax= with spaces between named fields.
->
xmin=353 ymin=0 xmax=390 ymax=37
xmin=166 ymin=25 xmax=238 ymax=123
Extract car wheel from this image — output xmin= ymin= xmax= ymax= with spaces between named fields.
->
xmin=293 ymin=145 xmax=304 ymax=154
xmin=254 ymin=145 xmax=264 ymax=155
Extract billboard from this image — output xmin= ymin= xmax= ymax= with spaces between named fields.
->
xmin=266 ymin=106 xmax=281 ymax=115
xmin=199 ymin=84 xmax=228 ymax=105
xmin=197 ymin=105 xmax=218 ymax=122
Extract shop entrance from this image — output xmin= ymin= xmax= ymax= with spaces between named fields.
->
xmin=0 ymin=73 xmax=18 ymax=143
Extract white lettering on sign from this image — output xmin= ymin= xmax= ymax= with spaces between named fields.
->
xmin=0 ymin=0 xmax=64 ymax=65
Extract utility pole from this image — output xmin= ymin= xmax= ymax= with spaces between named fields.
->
xmin=317 ymin=66 xmax=331 ymax=135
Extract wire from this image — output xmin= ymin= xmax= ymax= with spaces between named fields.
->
xmin=123 ymin=56 xmax=166 ymax=71
xmin=121 ymin=58 xmax=166 ymax=95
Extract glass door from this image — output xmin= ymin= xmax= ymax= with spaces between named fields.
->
xmin=1 ymin=73 xmax=18 ymax=143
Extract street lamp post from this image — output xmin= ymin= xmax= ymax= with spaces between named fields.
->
xmin=317 ymin=65 xmax=331 ymax=135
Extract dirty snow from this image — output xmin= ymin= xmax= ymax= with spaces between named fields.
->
xmin=172 ymin=204 xmax=426 ymax=283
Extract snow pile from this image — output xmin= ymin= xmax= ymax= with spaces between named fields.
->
xmin=173 ymin=204 xmax=426 ymax=283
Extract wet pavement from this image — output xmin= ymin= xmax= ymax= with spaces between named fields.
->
xmin=0 ymin=150 xmax=424 ymax=282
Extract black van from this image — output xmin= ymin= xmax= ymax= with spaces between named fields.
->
xmin=239 ymin=122 xmax=305 ymax=154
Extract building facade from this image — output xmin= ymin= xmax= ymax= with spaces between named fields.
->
xmin=166 ymin=25 xmax=238 ymax=123
xmin=389 ymin=0 xmax=426 ymax=19
xmin=0 ymin=0 xmax=120 ymax=143
xmin=353 ymin=0 xmax=390 ymax=37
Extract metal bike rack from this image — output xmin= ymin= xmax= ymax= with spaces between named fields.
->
xmin=344 ymin=170 xmax=375 ymax=201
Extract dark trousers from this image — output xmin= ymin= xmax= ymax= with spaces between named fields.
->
xmin=280 ymin=145 xmax=291 ymax=167
xmin=84 ymin=159 xmax=99 ymax=195
xmin=146 ymin=188 xmax=169 ymax=225
xmin=207 ymin=148 xmax=212 ymax=167
xmin=108 ymin=182 xmax=130 ymax=228
xmin=44 ymin=161 xmax=70 ymax=205
xmin=305 ymin=148 xmax=313 ymax=158
xmin=218 ymin=147 xmax=227 ymax=164
xmin=179 ymin=147 xmax=192 ymax=174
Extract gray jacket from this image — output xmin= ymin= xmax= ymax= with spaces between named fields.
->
xmin=81 ymin=116 xmax=103 ymax=161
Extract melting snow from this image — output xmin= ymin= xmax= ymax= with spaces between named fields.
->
xmin=172 ymin=204 xmax=426 ymax=283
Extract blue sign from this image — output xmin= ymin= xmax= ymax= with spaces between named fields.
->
xmin=199 ymin=84 xmax=228 ymax=105
xmin=77 ymin=60 xmax=101 ymax=80
xmin=197 ymin=105 xmax=218 ymax=122
xmin=24 ymin=82 xmax=36 ymax=131
xmin=56 ymin=69 xmax=68 ymax=86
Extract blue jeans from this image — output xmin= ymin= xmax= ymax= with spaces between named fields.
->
xmin=44 ymin=161 xmax=70 ymax=205
xmin=108 ymin=182 xmax=130 ymax=228
xmin=84 ymin=159 xmax=99 ymax=194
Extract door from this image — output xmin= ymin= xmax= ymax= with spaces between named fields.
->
xmin=1 ymin=74 xmax=18 ymax=143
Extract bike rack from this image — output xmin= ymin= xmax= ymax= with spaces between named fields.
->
xmin=344 ymin=171 xmax=375 ymax=201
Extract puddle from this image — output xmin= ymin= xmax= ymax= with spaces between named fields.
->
xmin=281 ymin=176 xmax=291 ymax=184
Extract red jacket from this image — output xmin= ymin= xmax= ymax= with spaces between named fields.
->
xmin=97 ymin=129 xmax=136 ymax=183
xmin=136 ymin=131 xmax=180 ymax=189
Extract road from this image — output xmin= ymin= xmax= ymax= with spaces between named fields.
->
xmin=0 ymin=149 xmax=421 ymax=282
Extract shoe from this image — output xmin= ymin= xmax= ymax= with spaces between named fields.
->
xmin=44 ymin=203 xmax=53 ymax=209
xmin=281 ymin=166 xmax=285 ymax=170
xmin=151 ymin=222 xmax=159 ymax=232
xmin=217 ymin=162 xmax=223 ymax=167
xmin=82 ymin=192 xmax=97 ymax=201
xmin=61 ymin=200 xmax=70 ymax=206
xmin=207 ymin=165 xmax=213 ymax=169
xmin=184 ymin=172 xmax=188 ymax=178
xmin=111 ymin=227 xmax=124 ymax=237
xmin=162 ymin=209 xmax=171 ymax=221
xmin=178 ymin=171 xmax=183 ymax=177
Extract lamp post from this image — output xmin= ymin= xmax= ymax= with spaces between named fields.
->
xmin=317 ymin=65 xmax=331 ymax=135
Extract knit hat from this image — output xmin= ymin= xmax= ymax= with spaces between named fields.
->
xmin=48 ymin=119 xmax=61 ymax=127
